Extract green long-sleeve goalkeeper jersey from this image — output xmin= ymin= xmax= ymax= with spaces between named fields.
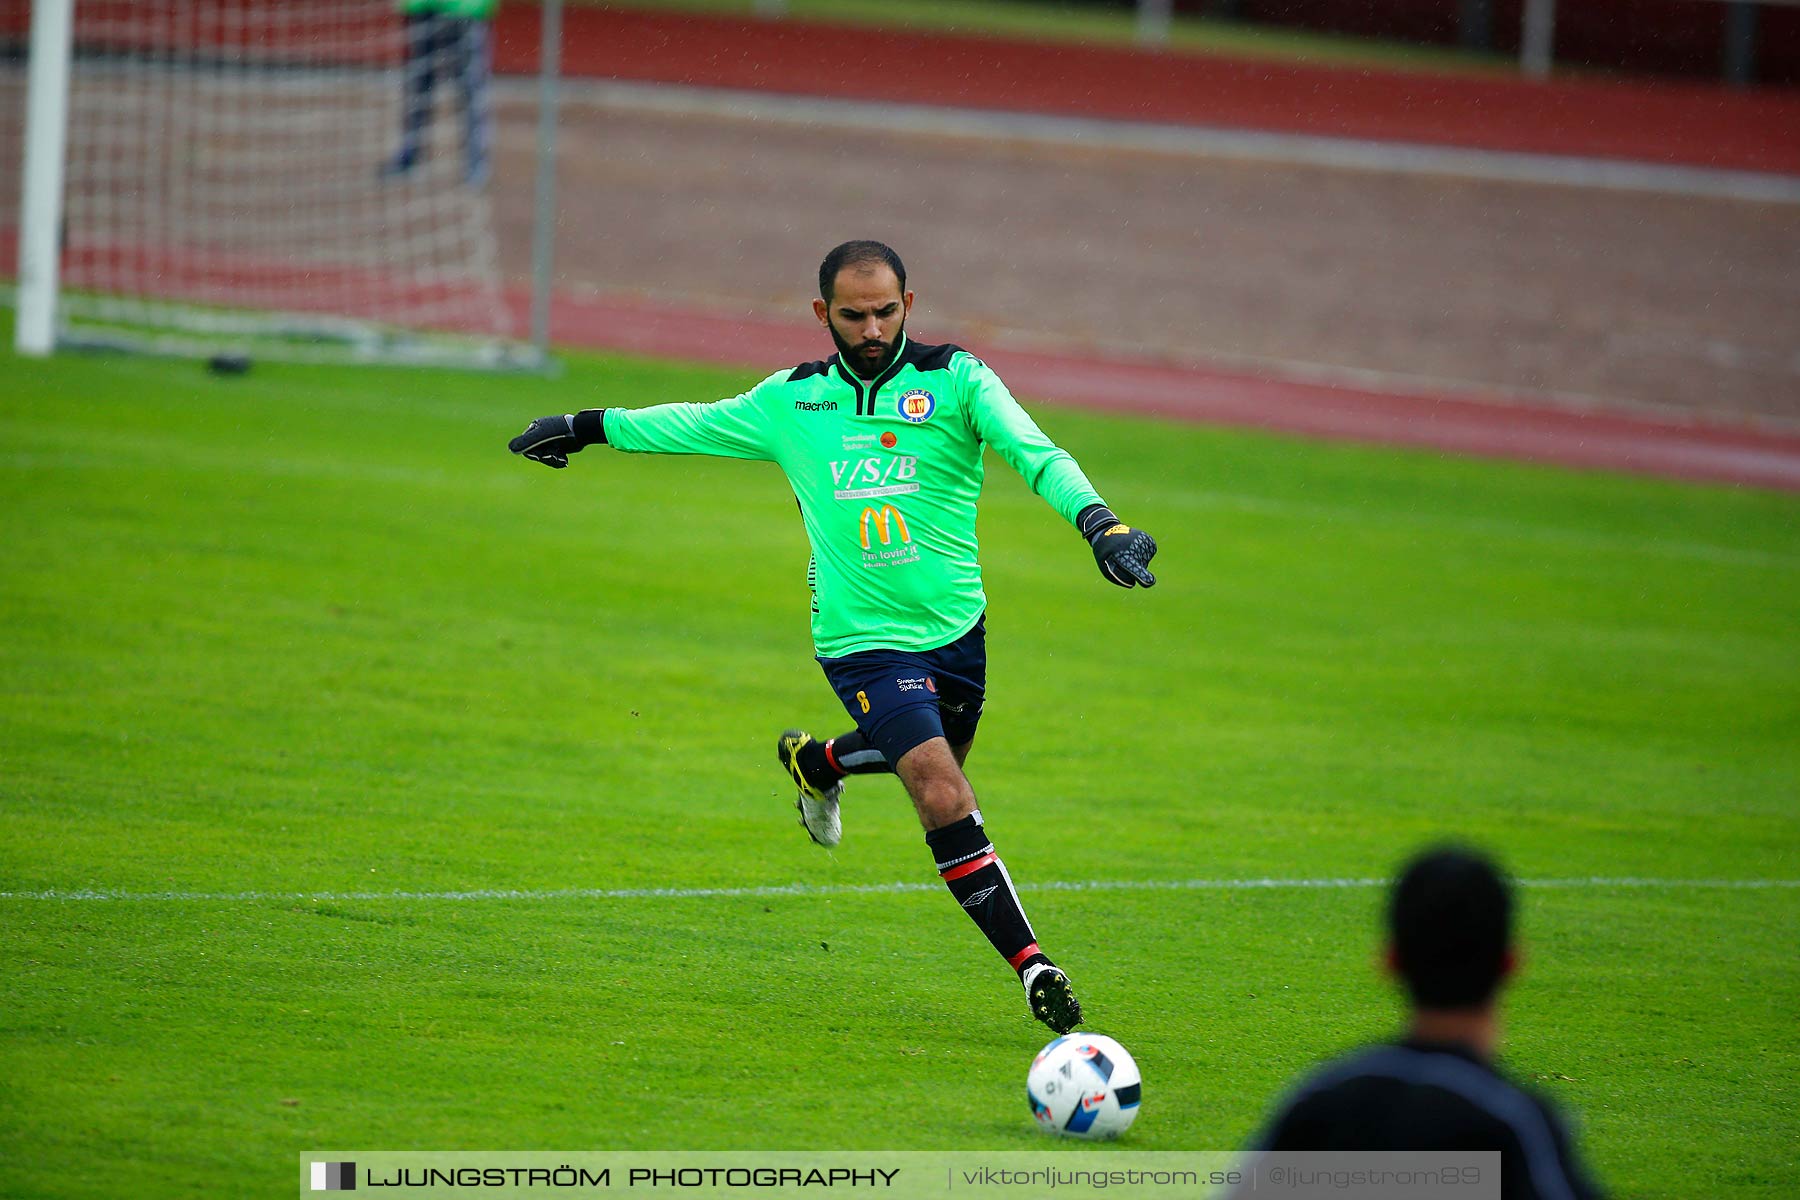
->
xmin=602 ymin=335 xmax=1105 ymax=658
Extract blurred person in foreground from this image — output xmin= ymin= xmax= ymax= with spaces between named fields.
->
xmin=1246 ymin=845 xmax=1604 ymax=1199
xmin=507 ymin=240 xmax=1158 ymax=1034
xmin=381 ymin=0 xmax=496 ymax=185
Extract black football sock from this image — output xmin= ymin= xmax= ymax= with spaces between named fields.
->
xmin=925 ymin=811 xmax=1042 ymax=973
xmin=827 ymin=730 xmax=891 ymax=774
xmin=795 ymin=730 xmax=890 ymax=792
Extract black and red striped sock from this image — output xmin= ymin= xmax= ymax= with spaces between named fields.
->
xmin=925 ymin=811 xmax=1044 ymax=974
xmin=795 ymin=730 xmax=890 ymax=791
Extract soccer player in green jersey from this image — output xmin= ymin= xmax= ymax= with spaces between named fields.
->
xmin=508 ymin=241 xmax=1158 ymax=1033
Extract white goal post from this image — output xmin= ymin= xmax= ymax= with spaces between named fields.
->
xmin=8 ymin=0 xmax=553 ymax=368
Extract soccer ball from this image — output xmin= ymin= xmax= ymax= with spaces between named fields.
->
xmin=1027 ymin=1033 xmax=1142 ymax=1139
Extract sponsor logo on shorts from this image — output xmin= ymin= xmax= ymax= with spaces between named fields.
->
xmin=897 ymin=389 xmax=936 ymax=424
xmin=897 ymin=676 xmax=929 ymax=693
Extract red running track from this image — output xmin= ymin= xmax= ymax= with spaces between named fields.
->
xmin=10 ymin=224 xmax=1789 ymax=489
xmin=517 ymin=290 xmax=1800 ymax=493
xmin=481 ymin=8 xmax=1800 ymax=490
xmin=491 ymin=6 xmax=1800 ymax=176
xmin=9 ymin=2 xmax=1793 ymax=169
xmin=14 ymin=9 xmax=1798 ymax=487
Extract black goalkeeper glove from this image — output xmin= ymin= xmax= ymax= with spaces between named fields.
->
xmin=508 ymin=409 xmax=607 ymax=469
xmin=1078 ymin=504 xmax=1158 ymax=588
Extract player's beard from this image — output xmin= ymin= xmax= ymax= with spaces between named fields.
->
xmin=830 ymin=317 xmax=905 ymax=380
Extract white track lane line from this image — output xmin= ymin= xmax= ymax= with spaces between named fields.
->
xmin=494 ymin=78 xmax=1800 ymax=206
xmin=3 ymin=878 xmax=1795 ymax=902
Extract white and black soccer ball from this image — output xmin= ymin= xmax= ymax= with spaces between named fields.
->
xmin=1027 ymin=1032 xmax=1142 ymax=1139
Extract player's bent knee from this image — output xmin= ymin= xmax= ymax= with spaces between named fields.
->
xmin=896 ymin=740 xmax=977 ymax=829
xmin=915 ymin=791 xmax=976 ymax=831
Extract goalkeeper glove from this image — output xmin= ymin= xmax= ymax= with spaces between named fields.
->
xmin=508 ymin=409 xmax=607 ymax=469
xmin=1077 ymin=504 xmax=1158 ymax=588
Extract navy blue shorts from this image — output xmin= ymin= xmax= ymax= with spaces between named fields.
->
xmin=817 ymin=615 xmax=987 ymax=766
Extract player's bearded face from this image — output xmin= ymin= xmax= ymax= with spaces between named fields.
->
xmin=819 ymin=266 xmax=913 ymax=380
xmin=828 ymin=313 xmax=905 ymax=377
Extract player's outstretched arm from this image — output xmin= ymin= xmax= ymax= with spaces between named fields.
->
xmin=956 ymin=353 xmax=1157 ymax=588
xmin=508 ymin=409 xmax=607 ymax=469
xmin=1078 ymin=504 xmax=1158 ymax=588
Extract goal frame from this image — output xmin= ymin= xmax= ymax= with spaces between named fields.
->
xmin=11 ymin=0 xmax=562 ymax=370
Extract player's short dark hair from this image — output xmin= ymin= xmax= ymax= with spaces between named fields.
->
xmin=1388 ymin=845 xmax=1513 ymax=1010
xmin=819 ymin=240 xmax=906 ymax=302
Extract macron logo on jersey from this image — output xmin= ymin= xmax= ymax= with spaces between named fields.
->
xmin=793 ymin=399 xmax=838 ymax=412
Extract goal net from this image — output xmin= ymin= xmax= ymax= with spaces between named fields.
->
xmin=4 ymin=0 xmax=528 ymax=367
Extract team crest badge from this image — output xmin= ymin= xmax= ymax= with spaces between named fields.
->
xmin=897 ymin=389 xmax=936 ymax=424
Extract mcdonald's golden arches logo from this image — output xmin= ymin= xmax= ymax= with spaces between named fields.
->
xmin=860 ymin=505 xmax=911 ymax=550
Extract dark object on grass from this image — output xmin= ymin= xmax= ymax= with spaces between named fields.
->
xmin=207 ymin=353 xmax=252 ymax=376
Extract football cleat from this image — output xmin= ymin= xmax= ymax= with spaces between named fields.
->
xmin=777 ymin=729 xmax=842 ymax=849
xmin=1021 ymin=962 xmax=1084 ymax=1034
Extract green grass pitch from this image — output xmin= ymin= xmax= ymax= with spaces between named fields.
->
xmin=2 ymin=342 xmax=1796 ymax=1198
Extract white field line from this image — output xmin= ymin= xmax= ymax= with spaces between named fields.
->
xmin=3 ymin=878 xmax=1796 ymax=903
xmin=495 ymin=78 xmax=1800 ymax=206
